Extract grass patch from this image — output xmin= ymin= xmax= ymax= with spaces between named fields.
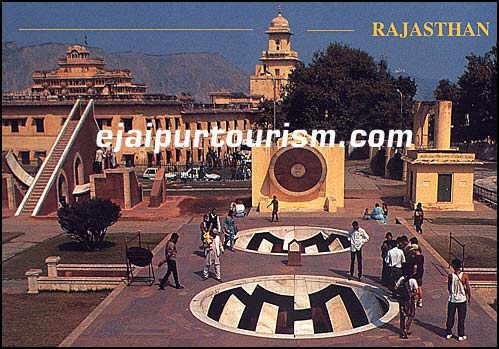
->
xmin=423 ymin=234 xmax=497 ymax=268
xmin=2 ymin=232 xmax=166 ymax=280
xmin=2 ymin=232 xmax=24 ymax=244
xmin=2 ymin=291 xmax=110 ymax=347
xmin=426 ymin=217 xmax=497 ymax=226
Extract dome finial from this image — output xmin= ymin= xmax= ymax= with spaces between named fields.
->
xmin=277 ymin=5 xmax=282 ymax=16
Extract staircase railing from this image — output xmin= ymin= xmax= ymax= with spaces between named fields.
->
xmin=15 ymin=99 xmax=81 ymax=216
xmin=32 ymin=99 xmax=95 ymax=216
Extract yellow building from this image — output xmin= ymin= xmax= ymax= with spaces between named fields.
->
xmin=403 ymin=101 xmax=482 ymax=211
xmin=249 ymin=9 xmax=301 ymax=101
xmin=252 ymin=135 xmax=344 ymax=213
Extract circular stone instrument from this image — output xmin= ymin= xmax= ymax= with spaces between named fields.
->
xmin=190 ymin=275 xmax=399 ymax=339
xmin=268 ymin=146 xmax=327 ymax=197
xmin=233 ymin=226 xmax=351 ymax=255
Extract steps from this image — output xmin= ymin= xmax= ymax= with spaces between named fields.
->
xmin=17 ymin=120 xmax=79 ymax=216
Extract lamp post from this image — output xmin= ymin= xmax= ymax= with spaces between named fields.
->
xmin=396 ymin=88 xmax=403 ymax=129
xmin=263 ymin=67 xmax=277 ymax=130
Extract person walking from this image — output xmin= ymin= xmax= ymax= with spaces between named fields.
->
xmin=223 ymin=210 xmax=238 ymax=251
xmin=348 ymin=221 xmax=370 ymax=281
xmin=381 ymin=232 xmax=394 ymax=285
xmin=445 ymin=258 xmax=471 ymax=341
xmin=158 ymin=233 xmax=184 ymax=290
xmin=385 ymin=237 xmax=406 ymax=292
xmin=414 ymin=202 xmax=424 ymax=234
xmin=202 ymin=228 xmax=224 ymax=282
xmin=395 ymin=269 xmax=419 ymax=339
xmin=267 ymin=195 xmax=279 ymax=222
xmin=409 ymin=244 xmax=424 ymax=307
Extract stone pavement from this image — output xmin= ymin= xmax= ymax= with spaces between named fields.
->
xmin=61 ymin=216 xmax=497 ymax=347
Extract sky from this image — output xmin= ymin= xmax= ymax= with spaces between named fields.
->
xmin=2 ymin=2 xmax=497 ymax=81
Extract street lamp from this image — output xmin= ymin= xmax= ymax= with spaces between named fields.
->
xmin=396 ymin=88 xmax=403 ymax=129
xmin=263 ymin=66 xmax=277 ymax=130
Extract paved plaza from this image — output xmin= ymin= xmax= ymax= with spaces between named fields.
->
xmin=2 ymin=162 xmax=496 ymax=347
xmin=57 ymin=215 xmax=496 ymax=347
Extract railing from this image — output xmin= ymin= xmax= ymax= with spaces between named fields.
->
xmin=449 ymin=232 xmax=466 ymax=269
xmin=473 ymin=184 xmax=497 ymax=209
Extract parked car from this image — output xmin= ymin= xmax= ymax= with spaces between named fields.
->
xmin=142 ymin=167 xmax=158 ymax=180
xmin=180 ymin=167 xmax=221 ymax=181
xmin=143 ymin=167 xmax=178 ymax=181
xmin=164 ymin=172 xmax=177 ymax=181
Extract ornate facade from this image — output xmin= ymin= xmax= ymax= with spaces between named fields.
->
xmin=31 ymin=45 xmax=147 ymax=99
xmin=249 ymin=9 xmax=301 ymax=101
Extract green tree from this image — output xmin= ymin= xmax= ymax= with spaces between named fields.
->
xmin=57 ymin=198 xmax=121 ymax=251
xmin=433 ymin=46 xmax=497 ymax=142
xmin=281 ymin=42 xmax=417 ymax=140
xmin=457 ymin=46 xmax=497 ymax=142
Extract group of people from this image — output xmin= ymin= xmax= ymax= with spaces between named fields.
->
xmin=362 ymin=202 xmax=389 ymax=224
xmin=349 ymin=220 xmax=471 ymax=341
xmin=158 ymin=204 xmax=471 ymax=342
xmin=94 ymin=146 xmax=117 ymax=173
xmin=199 ymin=207 xmax=242 ymax=281
xmin=380 ymin=232 xmax=424 ymax=338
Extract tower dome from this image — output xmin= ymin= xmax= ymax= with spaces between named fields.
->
xmin=270 ymin=12 xmax=289 ymax=27
xmin=266 ymin=9 xmax=292 ymax=34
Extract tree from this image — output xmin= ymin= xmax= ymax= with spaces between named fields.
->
xmin=281 ymin=42 xmax=417 ymax=140
xmin=433 ymin=46 xmax=497 ymax=142
xmin=457 ymin=46 xmax=497 ymax=142
xmin=57 ymin=198 xmax=121 ymax=251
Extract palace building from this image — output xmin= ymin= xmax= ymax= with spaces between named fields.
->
xmin=2 ymin=46 xmax=259 ymax=169
xmin=31 ymin=45 xmax=147 ymax=99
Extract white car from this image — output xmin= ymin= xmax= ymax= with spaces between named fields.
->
xmin=143 ymin=168 xmax=178 ymax=181
xmin=164 ymin=172 xmax=177 ymax=181
xmin=180 ymin=168 xmax=221 ymax=181
xmin=142 ymin=167 xmax=158 ymax=180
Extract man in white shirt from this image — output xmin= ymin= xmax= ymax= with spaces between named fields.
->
xmin=385 ymin=237 xmax=406 ymax=291
xmin=348 ymin=221 xmax=370 ymax=281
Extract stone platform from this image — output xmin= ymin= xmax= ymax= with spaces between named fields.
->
xmin=60 ymin=216 xmax=497 ymax=347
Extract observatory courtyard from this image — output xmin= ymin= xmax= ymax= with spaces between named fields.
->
xmin=2 ymin=149 xmax=497 ymax=346
xmin=2 ymin=7 xmax=497 ymax=348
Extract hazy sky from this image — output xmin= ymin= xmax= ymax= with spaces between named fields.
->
xmin=2 ymin=2 xmax=497 ymax=81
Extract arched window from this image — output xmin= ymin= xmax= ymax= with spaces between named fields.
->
xmin=57 ymin=170 xmax=69 ymax=207
xmin=73 ymin=153 xmax=85 ymax=185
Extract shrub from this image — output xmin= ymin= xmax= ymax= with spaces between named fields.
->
xmin=57 ymin=198 xmax=121 ymax=251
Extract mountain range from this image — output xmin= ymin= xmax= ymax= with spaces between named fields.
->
xmin=2 ymin=41 xmax=437 ymax=102
xmin=2 ymin=41 xmax=250 ymax=103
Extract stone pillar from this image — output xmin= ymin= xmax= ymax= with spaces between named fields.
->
xmin=25 ymin=269 xmax=42 ymax=294
xmin=435 ymin=101 xmax=452 ymax=150
xmin=123 ymin=170 xmax=131 ymax=209
xmin=45 ymin=256 xmax=61 ymax=277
